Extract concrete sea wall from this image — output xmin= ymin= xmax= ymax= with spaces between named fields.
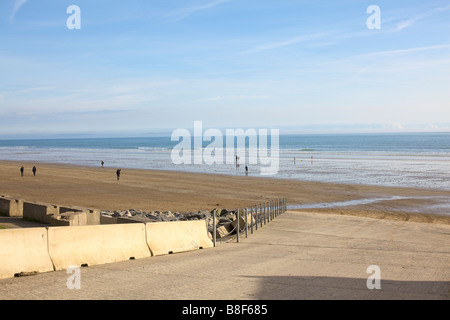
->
xmin=0 ymin=228 xmax=54 ymax=279
xmin=0 ymin=220 xmax=213 ymax=279
xmin=0 ymin=196 xmax=101 ymax=227
xmin=0 ymin=196 xmax=23 ymax=217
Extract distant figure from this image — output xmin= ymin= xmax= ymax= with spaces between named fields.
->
xmin=20 ymin=166 xmax=24 ymax=177
xmin=101 ymin=160 xmax=104 ymax=168
xmin=32 ymin=166 xmax=37 ymax=176
xmin=245 ymin=165 xmax=248 ymax=176
xmin=116 ymin=169 xmax=121 ymax=180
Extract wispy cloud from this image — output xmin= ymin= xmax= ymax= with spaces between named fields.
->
xmin=242 ymin=33 xmax=326 ymax=54
xmin=353 ymin=44 xmax=450 ymax=59
xmin=165 ymin=0 xmax=231 ymax=22
xmin=396 ymin=5 xmax=450 ymax=31
xmin=198 ymin=95 xmax=270 ymax=102
xmin=0 ymin=78 xmax=187 ymax=116
xmin=10 ymin=0 xmax=27 ymax=22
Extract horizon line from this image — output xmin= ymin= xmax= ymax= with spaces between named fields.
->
xmin=1 ymin=130 xmax=450 ymax=141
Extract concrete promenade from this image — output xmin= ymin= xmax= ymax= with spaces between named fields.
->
xmin=0 ymin=211 xmax=449 ymax=300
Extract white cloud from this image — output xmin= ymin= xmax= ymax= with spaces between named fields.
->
xmin=242 ymin=33 xmax=326 ymax=54
xmin=352 ymin=44 xmax=450 ymax=60
xmin=396 ymin=5 xmax=450 ymax=31
xmin=10 ymin=0 xmax=27 ymax=22
xmin=198 ymin=95 xmax=270 ymax=102
xmin=388 ymin=122 xmax=404 ymax=130
xmin=0 ymin=78 xmax=187 ymax=116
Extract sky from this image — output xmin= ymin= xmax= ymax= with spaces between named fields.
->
xmin=0 ymin=0 xmax=449 ymax=138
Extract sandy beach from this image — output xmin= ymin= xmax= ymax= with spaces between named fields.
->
xmin=1 ymin=159 xmax=449 ymax=300
xmin=1 ymin=160 xmax=449 ymax=225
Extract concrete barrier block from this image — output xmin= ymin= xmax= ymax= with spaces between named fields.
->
xmin=59 ymin=207 xmax=100 ymax=226
xmin=47 ymin=224 xmax=151 ymax=270
xmin=0 ymin=228 xmax=54 ymax=279
xmin=85 ymin=209 xmax=101 ymax=225
xmin=23 ymin=202 xmax=59 ymax=224
xmin=0 ymin=197 xmax=23 ymax=217
xmin=145 ymin=220 xmax=213 ymax=256
xmin=51 ymin=211 xmax=84 ymax=227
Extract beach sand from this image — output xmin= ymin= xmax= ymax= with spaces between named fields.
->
xmin=1 ymin=160 xmax=449 ymax=300
xmin=1 ymin=160 xmax=449 ymax=225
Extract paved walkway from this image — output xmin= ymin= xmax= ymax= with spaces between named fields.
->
xmin=0 ymin=211 xmax=449 ymax=300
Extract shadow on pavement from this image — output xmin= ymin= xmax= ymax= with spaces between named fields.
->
xmin=246 ymin=275 xmax=449 ymax=300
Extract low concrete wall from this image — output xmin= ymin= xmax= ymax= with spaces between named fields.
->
xmin=51 ymin=207 xmax=100 ymax=226
xmin=23 ymin=202 xmax=59 ymax=224
xmin=51 ymin=211 xmax=85 ymax=227
xmin=145 ymin=220 xmax=213 ymax=256
xmin=0 ymin=197 xmax=23 ymax=217
xmin=0 ymin=219 xmax=215 ymax=279
xmin=51 ymin=209 xmax=101 ymax=226
xmin=0 ymin=228 xmax=54 ymax=280
xmin=85 ymin=209 xmax=101 ymax=225
xmin=47 ymin=224 xmax=152 ymax=270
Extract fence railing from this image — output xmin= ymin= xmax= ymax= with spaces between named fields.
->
xmin=212 ymin=198 xmax=287 ymax=247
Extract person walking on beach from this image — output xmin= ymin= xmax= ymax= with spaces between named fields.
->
xmin=245 ymin=165 xmax=248 ymax=176
xmin=101 ymin=161 xmax=104 ymax=168
xmin=32 ymin=166 xmax=37 ymax=176
xmin=116 ymin=169 xmax=121 ymax=181
xmin=20 ymin=166 xmax=24 ymax=177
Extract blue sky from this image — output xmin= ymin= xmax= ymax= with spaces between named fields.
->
xmin=0 ymin=0 xmax=449 ymax=138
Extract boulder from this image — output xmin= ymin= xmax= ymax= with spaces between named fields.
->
xmin=124 ymin=210 xmax=133 ymax=218
xmin=161 ymin=211 xmax=176 ymax=221
xmin=211 ymin=208 xmax=230 ymax=217
xmin=144 ymin=214 xmax=161 ymax=221
xmin=216 ymin=225 xmax=229 ymax=238
xmin=231 ymin=211 xmax=256 ymax=232
xmin=112 ymin=211 xmax=122 ymax=218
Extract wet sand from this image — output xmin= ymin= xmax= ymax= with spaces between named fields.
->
xmin=1 ymin=160 xmax=449 ymax=225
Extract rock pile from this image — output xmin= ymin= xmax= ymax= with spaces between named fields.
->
xmin=100 ymin=208 xmax=242 ymax=239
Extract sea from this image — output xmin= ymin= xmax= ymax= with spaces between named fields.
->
xmin=0 ymin=132 xmax=449 ymax=191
